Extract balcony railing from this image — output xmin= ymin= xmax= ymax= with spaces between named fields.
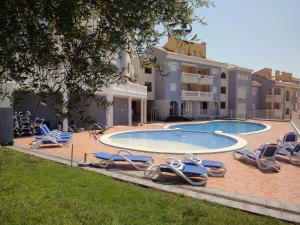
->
xmin=181 ymin=72 xmax=215 ymax=85
xmin=104 ymin=82 xmax=147 ymax=97
xmin=266 ymin=94 xmax=283 ymax=102
xmin=181 ymin=90 xmax=213 ymax=101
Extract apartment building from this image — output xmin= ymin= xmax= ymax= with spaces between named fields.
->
xmin=253 ymin=68 xmax=300 ymax=120
xmin=134 ymin=36 xmax=230 ymax=120
xmin=134 ymin=37 xmax=300 ymax=121
xmin=12 ymin=51 xmax=148 ymax=129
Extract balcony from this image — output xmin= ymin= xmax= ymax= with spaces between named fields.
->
xmin=181 ymin=90 xmax=213 ymax=101
xmin=101 ymin=82 xmax=148 ymax=98
xmin=266 ymin=94 xmax=283 ymax=102
xmin=181 ymin=72 xmax=215 ymax=85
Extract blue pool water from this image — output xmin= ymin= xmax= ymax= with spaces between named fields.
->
xmin=169 ymin=121 xmax=267 ymax=134
xmin=111 ymin=130 xmax=237 ymax=149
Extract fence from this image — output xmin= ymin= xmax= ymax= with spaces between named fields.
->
xmin=291 ymin=110 xmax=300 ymax=133
xmin=227 ymin=110 xmax=288 ymax=121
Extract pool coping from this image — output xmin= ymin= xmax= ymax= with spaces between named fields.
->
xmin=99 ymin=128 xmax=248 ymax=154
xmin=164 ymin=119 xmax=271 ymax=135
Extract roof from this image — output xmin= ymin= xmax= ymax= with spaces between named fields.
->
xmin=252 ymin=80 xmax=262 ymax=86
xmin=151 ymin=45 xmax=228 ymax=67
xmin=227 ymin=64 xmax=253 ymax=73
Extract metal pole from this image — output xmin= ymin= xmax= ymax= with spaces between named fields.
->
xmin=84 ymin=153 xmax=87 ymax=163
xmin=71 ymin=144 xmax=74 ymax=167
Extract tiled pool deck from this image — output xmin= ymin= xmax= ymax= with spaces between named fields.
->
xmin=14 ymin=120 xmax=300 ymax=208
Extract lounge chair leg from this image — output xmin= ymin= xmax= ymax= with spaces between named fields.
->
xmin=144 ymin=165 xmax=160 ymax=180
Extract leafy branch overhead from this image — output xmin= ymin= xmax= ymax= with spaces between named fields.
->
xmin=0 ymin=0 xmax=212 ymax=122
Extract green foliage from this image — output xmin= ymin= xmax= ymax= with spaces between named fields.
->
xmin=0 ymin=147 xmax=289 ymax=225
xmin=0 ymin=0 xmax=213 ymax=122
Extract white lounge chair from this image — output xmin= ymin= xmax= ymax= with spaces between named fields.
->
xmin=182 ymin=154 xmax=227 ymax=177
xmin=277 ymin=144 xmax=300 ymax=165
xmin=233 ymin=143 xmax=281 ymax=171
xmin=277 ymin=131 xmax=298 ymax=150
xmin=144 ymin=157 xmax=208 ymax=186
xmin=31 ymin=135 xmax=71 ymax=149
xmin=93 ymin=150 xmax=154 ymax=170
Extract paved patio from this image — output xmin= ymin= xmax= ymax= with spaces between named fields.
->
xmin=14 ymin=120 xmax=300 ymax=207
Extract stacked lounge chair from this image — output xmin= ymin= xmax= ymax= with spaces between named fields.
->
xmin=233 ymin=143 xmax=281 ymax=171
xmin=144 ymin=157 xmax=208 ymax=186
xmin=18 ymin=111 xmax=33 ymax=136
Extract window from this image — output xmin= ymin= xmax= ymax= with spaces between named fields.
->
xmin=170 ymin=83 xmax=177 ymax=92
xmin=266 ymin=102 xmax=272 ymax=109
xmin=274 ymin=102 xmax=280 ymax=109
xmin=144 ymin=82 xmax=152 ymax=92
xmin=221 ymin=102 xmax=226 ymax=109
xmin=221 ymin=87 xmax=226 ymax=94
xmin=274 ymin=88 xmax=281 ymax=95
xmin=286 ymin=91 xmax=290 ymax=101
xmin=237 ymin=73 xmax=248 ymax=80
xmin=252 ymin=87 xmax=257 ymax=96
xmin=237 ymin=86 xmax=247 ymax=99
xmin=266 ymin=88 xmax=272 ymax=95
xmin=286 ymin=108 xmax=290 ymax=115
xmin=221 ymin=72 xmax=226 ymax=79
xmin=144 ymin=67 xmax=152 ymax=74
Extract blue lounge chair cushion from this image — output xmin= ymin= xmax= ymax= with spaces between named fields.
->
xmin=235 ymin=149 xmax=260 ymax=160
xmin=285 ymin=132 xmax=296 ymax=142
xmin=34 ymin=135 xmax=71 ymax=140
xmin=40 ymin=139 xmax=70 ymax=143
xmin=277 ymin=149 xmax=288 ymax=156
xmin=160 ymin=164 xmax=208 ymax=177
xmin=182 ymin=159 xmax=225 ymax=168
xmin=95 ymin=152 xmax=154 ymax=163
xmin=42 ymin=124 xmax=73 ymax=136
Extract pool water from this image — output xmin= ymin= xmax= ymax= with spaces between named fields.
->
xmin=169 ymin=121 xmax=267 ymax=134
xmin=111 ymin=130 xmax=237 ymax=149
xmin=101 ymin=120 xmax=267 ymax=153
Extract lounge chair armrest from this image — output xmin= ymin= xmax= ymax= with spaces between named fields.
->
xmin=166 ymin=157 xmax=181 ymax=165
xmin=182 ymin=153 xmax=198 ymax=160
xmin=117 ymin=149 xmax=134 ymax=155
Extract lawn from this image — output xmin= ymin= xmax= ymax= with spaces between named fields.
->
xmin=0 ymin=147 xmax=291 ymax=225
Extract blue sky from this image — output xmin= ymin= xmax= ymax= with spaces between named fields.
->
xmin=159 ymin=0 xmax=300 ymax=77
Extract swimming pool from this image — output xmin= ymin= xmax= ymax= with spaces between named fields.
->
xmin=167 ymin=120 xmax=269 ymax=134
xmin=99 ymin=120 xmax=270 ymax=154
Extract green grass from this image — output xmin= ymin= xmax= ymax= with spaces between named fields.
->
xmin=0 ymin=147 xmax=291 ymax=225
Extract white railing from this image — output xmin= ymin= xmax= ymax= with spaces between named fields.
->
xmin=227 ymin=109 xmax=288 ymax=120
xmin=110 ymin=82 xmax=147 ymax=97
xmin=266 ymin=94 xmax=283 ymax=102
xmin=181 ymin=72 xmax=215 ymax=85
xmin=181 ymin=90 xmax=213 ymax=101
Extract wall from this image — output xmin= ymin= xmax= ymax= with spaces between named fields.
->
xmin=82 ymin=98 xmax=106 ymax=127
xmin=252 ymin=74 xmax=274 ymax=110
xmin=163 ymin=36 xmax=206 ymax=58
xmin=14 ymin=92 xmax=62 ymax=129
xmin=133 ymin=57 xmax=155 ymax=100
xmin=113 ymin=97 xmax=129 ymax=125
xmin=155 ymin=100 xmax=171 ymax=120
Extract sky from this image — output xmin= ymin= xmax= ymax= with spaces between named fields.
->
xmin=159 ymin=0 xmax=300 ymax=77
